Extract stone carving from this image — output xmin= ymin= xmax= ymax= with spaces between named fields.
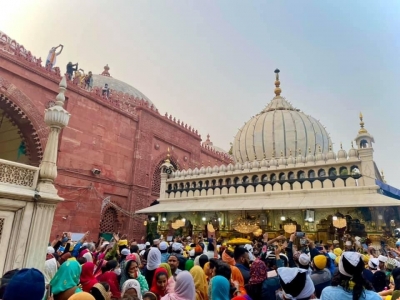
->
xmin=0 ymin=161 xmax=37 ymax=187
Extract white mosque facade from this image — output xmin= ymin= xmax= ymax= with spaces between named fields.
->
xmin=137 ymin=70 xmax=400 ymax=247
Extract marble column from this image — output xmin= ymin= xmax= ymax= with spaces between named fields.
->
xmin=24 ymin=76 xmax=70 ymax=271
xmin=23 ymin=202 xmax=57 ymax=270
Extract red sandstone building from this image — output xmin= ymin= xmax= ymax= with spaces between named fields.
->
xmin=0 ymin=31 xmax=230 ymax=240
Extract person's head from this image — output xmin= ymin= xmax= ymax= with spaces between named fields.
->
xmin=368 ymin=258 xmax=379 ymax=271
xmin=159 ymin=241 xmax=168 ymax=253
xmin=105 ymin=260 xmax=120 ymax=275
xmin=142 ymin=292 xmax=157 ymax=300
xmin=121 ymin=279 xmax=142 ymax=299
xmin=392 ymin=268 xmax=400 ymax=290
xmin=345 ymin=241 xmax=353 ymax=251
xmin=278 ymin=267 xmax=315 ymax=300
xmin=77 ymin=257 xmax=87 ymax=265
xmin=215 ymin=262 xmax=232 ymax=281
xmin=3 ymin=268 xmax=45 ymax=300
xmin=168 ymin=254 xmax=179 ymax=273
xmin=378 ymin=255 xmax=387 ymax=271
xmin=209 ymin=258 xmax=220 ymax=278
xmin=126 ymin=259 xmax=139 ymax=278
xmin=104 ymin=83 xmax=108 ymax=88
xmin=130 ymin=245 xmax=139 ymax=254
xmin=312 ymin=254 xmax=327 ymax=271
xmin=0 ymin=269 xmax=19 ymax=298
xmin=199 ymin=254 xmax=209 ymax=269
xmin=155 ymin=269 xmax=168 ymax=291
xmin=297 ymin=253 xmax=310 ymax=269
xmin=332 ymin=252 xmax=373 ymax=300
xmin=121 ymin=248 xmax=130 ymax=259
xmin=90 ymin=282 xmax=111 ymax=300
xmin=234 ymin=246 xmax=250 ymax=268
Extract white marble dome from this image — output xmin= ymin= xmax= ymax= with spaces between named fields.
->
xmin=232 ymin=70 xmax=332 ymax=163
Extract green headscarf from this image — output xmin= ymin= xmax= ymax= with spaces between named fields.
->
xmin=159 ymin=263 xmax=173 ymax=278
xmin=50 ymin=258 xmax=82 ymax=295
xmin=185 ymin=259 xmax=194 ymax=271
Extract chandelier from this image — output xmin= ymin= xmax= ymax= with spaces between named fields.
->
xmin=232 ymin=216 xmax=259 ymax=234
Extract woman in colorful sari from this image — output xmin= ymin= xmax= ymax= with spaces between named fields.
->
xmin=120 ymin=257 xmax=149 ymax=294
xmin=190 ymin=266 xmax=208 ymax=300
xmin=96 ymin=260 xmax=121 ymax=299
xmin=150 ymin=268 xmax=170 ymax=300
xmin=50 ymin=258 xmax=82 ymax=300
xmin=159 ymin=263 xmax=175 ymax=293
xmin=209 ymin=275 xmax=230 ymax=300
xmin=80 ymin=262 xmax=98 ymax=292
xmin=161 ymin=271 xmax=196 ymax=300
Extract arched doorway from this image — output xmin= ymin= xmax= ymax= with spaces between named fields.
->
xmin=0 ymin=107 xmax=28 ymax=163
xmin=0 ymin=91 xmax=44 ymax=165
xmin=100 ymin=207 xmax=118 ymax=233
xmin=151 ymin=158 xmax=178 ymax=196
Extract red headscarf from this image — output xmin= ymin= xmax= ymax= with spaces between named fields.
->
xmin=150 ymin=267 xmax=169 ymax=300
xmin=248 ymin=258 xmax=267 ymax=285
xmin=80 ymin=262 xmax=98 ymax=292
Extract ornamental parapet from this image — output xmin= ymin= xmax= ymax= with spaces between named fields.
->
xmin=162 ymin=158 xmax=363 ymax=199
xmin=0 ymin=159 xmax=39 ymax=190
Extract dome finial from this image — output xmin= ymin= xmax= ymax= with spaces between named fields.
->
xmin=274 ymin=69 xmax=281 ymax=96
xmin=318 ymin=145 xmax=322 ymax=153
xmin=340 ymin=142 xmax=343 ymax=150
xmin=351 ymin=141 xmax=354 ymax=148
xmin=329 ymin=144 xmax=332 ymax=151
xmin=359 ymin=112 xmax=368 ymax=134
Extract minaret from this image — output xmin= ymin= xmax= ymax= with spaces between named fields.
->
xmin=354 ymin=113 xmax=375 ymax=185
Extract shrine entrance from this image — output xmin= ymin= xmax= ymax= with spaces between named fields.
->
xmin=0 ymin=107 xmax=28 ymax=164
xmin=0 ymin=92 xmax=44 ymax=166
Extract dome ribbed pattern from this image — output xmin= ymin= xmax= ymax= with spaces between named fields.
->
xmin=233 ymin=96 xmax=331 ymax=163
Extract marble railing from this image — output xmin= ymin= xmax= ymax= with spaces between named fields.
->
xmin=165 ymin=174 xmax=362 ymax=199
xmin=0 ymin=159 xmax=39 ymax=190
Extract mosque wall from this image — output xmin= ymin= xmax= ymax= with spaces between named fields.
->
xmin=0 ymin=38 xmax=231 ymax=241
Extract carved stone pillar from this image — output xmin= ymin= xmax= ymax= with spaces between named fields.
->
xmin=25 ymin=76 xmax=70 ymax=271
xmin=23 ymin=202 xmax=57 ymax=270
xmin=36 ymin=76 xmax=71 ymax=195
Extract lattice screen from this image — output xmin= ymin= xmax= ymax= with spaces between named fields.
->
xmin=99 ymin=207 xmax=117 ymax=233
xmin=151 ymin=160 xmax=177 ymax=195
xmin=0 ymin=218 xmax=4 ymax=240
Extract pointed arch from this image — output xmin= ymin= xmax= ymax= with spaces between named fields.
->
xmin=151 ymin=152 xmax=180 ymax=195
xmin=0 ymin=76 xmax=48 ymax=165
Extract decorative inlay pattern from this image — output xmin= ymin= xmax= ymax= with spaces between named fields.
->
xmin=0 ymin=161 xmax=37 ymax=187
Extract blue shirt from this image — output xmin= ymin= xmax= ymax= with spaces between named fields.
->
xmin=321 ymin=286 xmax=381 ymax=300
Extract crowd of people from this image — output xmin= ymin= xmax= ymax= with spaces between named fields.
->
xmin=1 ymin=231 xmax=400 ymax=300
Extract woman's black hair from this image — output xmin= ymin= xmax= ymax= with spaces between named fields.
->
xmin=125 ymin=259 xmax=138 ymax=278
xmin=90 ymin=282 xmax=110 ymax=300
xmin=209 ymin=258 xmax=220 ymax=269
xmin=331 ymin=257 xmax=373 ymax=300
xmin=142 ymin=292 xmax=157 ymax=300
xmin=392 ymin=268 xmax=400 ymax=290
xmin=105 ymin=260 xmax=118 ymax=271
xmin=156 ymin=270 xmax=168 ymax=280
xmin=215 ymin=262 xmax=232 ymax=281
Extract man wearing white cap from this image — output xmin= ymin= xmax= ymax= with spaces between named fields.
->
xmin=278 ymin=267 xmax=315 ymax=300
xmin=378 ymin=255 xmax=387 ymax=271
xmin=159 ymin=241 xmax=170 ymax=263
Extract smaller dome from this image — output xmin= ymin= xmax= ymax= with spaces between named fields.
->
xmin=348 ymin=142 xmax=358 ymax=159
xmin=315 ymin=146 xmax=325 ymax=162
xmin=306 ymin=149 xmax=315 ymax=163
xmin=202 ymin=134 xmax=228 ymax=154
xmin=337 ymin=143 xmax=347 ymax=160
xmin=326 ymin=145 xmax=336 ymax=161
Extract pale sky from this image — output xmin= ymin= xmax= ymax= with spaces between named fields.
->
xmin=2 ymin=1 xmax=400 ymax=187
